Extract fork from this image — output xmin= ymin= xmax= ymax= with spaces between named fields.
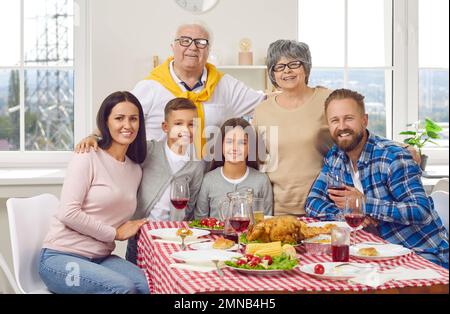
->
xmin=212 ymin=259 xmax=224 ymax=277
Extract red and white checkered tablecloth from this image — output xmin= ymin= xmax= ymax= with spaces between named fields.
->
xmin=137 ymin=219 xmax=449 ymax=294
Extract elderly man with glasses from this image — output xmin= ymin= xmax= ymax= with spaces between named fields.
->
xmin=76 ymin=23 xmax=265 ymax=160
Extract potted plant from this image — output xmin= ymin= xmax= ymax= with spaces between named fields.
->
xmin=400 ymin=118 xmax=443 ymax=170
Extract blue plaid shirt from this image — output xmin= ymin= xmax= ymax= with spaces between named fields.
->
xmin=305 ymin=131 xmax=449 ymax=268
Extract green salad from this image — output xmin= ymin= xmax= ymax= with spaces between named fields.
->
xmin=188 ymin=218 xmax=224 ymax=230
xmin=225 ymin=253 xmax=298 ymax=270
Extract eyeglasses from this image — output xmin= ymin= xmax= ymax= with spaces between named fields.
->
xmin=272 ymin=60 xmax=303 ymax=72
xmin=175 ymin=36 xmax=209 ymax=49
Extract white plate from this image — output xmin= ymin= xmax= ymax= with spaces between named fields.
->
xmin=171 ymin=250 xmax=242 ymax=266
xmin=189 ymin=241 xmax=239 ymax=251
xmin=299 ymin=262 xmax=378 ymax=281
xmin=148 ymin=228 xmax=210 ymax=240
xmin=306 ymin=221 xmax=363 ymax=231
xmin=225 ymin=265 xmax=299 ymax=276
xmin=350 ymin=243 xmax=412 ymax=260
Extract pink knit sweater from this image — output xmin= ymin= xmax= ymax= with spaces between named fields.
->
xmin=43 ymin=149 xmax=142 ymax=259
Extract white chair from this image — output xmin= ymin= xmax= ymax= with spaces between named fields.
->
xmin=431 ymin=190 xmax=449 ymax=232
xmin=6 ymin=193 xmax=58 ymax=294
xmin=432 ymin=178 xmax=449 ymax=194
xmin=0 ymin=252 xmax=21 ymax=294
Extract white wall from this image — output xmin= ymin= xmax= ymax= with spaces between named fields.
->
xmin=90 ymin=0 xmax=298 ymax=116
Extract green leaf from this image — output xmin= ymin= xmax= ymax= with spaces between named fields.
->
xmin=405 ymin=138 xmax=419 ymax=146
xmin=425 ymin=118 xmax=443 ymax=133
xmin=400 ymin=131 xmax=417 ymax=136
xmin=427 ymin=131 xmax=441 ymax=139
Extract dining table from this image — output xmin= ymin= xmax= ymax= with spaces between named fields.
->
xmin=136 ymin=218 xmax=449 ymax=294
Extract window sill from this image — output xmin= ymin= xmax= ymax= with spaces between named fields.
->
xmin=0 ymin=168 xmax=65 ymax=186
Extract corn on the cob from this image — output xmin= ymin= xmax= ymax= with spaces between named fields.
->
xmin=245 ymin=241 xmax=282 ymax=257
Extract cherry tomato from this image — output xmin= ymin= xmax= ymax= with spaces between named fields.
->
xmin=200 ymin=218 xmax=209 ymax=226
xmin=244 ymin=254 xmax=255 ymax=260
xmin=248 ymin=259 xmax=260 ymax=267
xmin=250 ymin=256 xmax=261 ymax=264
xmin=314 ymin=264 xmax=325 ymax=275
xmin=262 ymin=255 xmax=273 ymax=265
xmin=236 ymin=259 xmax=247 ymax=266
xmin=218 ymin=221 xmax=225 ymax=228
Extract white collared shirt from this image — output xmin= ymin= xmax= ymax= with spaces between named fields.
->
xmin=132 ymin=62 xmax=265 ymax=142
xmin=169 ymin=61 xmax=207 ymax=92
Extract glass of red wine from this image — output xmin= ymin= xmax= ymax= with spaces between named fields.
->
xmin=344 ymin=195 xmax=366 ymax=246
xmin=218 ymin=199 xmax=238 ymax=242
xmin=170 ymin=178 xmax=190 ymax=221
xmin=228 ymin=192 xmax=254 ymax=253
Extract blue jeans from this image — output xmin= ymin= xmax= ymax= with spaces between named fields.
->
xmin=38 ymin=248 xmax=150 ymax=294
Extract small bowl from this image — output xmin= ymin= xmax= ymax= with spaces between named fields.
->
xmin=303 ymin=235 xmax=332 ymax=255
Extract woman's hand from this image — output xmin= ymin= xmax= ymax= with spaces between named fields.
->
xmin=75 ymin=135 xmax=99 ymax=153
xmin=115 ymin=218 xmax=148 ymax=241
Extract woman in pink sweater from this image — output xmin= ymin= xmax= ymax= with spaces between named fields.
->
xmin=39 ymin=91 xmax=149 ymax=294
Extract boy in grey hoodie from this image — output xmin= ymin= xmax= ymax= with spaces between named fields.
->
xmin=126 ymin=98 xmax=205 ymax=264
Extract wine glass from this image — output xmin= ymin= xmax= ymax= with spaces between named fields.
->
xmin=327 ymin=168 xmax=345 ymax=191
xmin=327 ymin=168 xmax=346 ymax=221
xmin=170 ymin=178 xmax=190 ymax=221
xmin=344 ymin=195 xmax=366 ymax=246
xmin=228 ymin=193 xmax=254 ymax=253
xmin=218 ymin=199 xmax=238 ymax=243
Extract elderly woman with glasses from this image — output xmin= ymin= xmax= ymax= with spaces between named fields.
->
xmin=252 ymin=39 xmax=333 ymax=216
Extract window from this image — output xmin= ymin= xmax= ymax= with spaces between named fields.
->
xmin=418 ymin=0 xmax=449 ymax=148
xmin=299 ymin=0 xmax=392 ymax=138
xmin=299 ymin=0 xmax=449 ymax=163
xmin=0 ymin=0 xmax=87 ymax=165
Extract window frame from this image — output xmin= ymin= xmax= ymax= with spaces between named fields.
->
xmin=0 ymin=0 xmax=91 ymax=167
xmin=298 ymin=0 xmax=394 ymax=140
xmin=393 ymin=0 xmax=449 ymax=165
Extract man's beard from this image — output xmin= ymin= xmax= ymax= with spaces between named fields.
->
xmin=334 ymin=128 xmax=364 ymax=152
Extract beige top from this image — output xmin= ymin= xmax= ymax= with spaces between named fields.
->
xmin=253 ymin=87 xmax=332 ymax=215
xmin=43 ymin=149 xmax=142 ymax=259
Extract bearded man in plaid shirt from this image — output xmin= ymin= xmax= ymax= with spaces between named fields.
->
xmin=305 ymin=88 xmax=448 ymax=269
